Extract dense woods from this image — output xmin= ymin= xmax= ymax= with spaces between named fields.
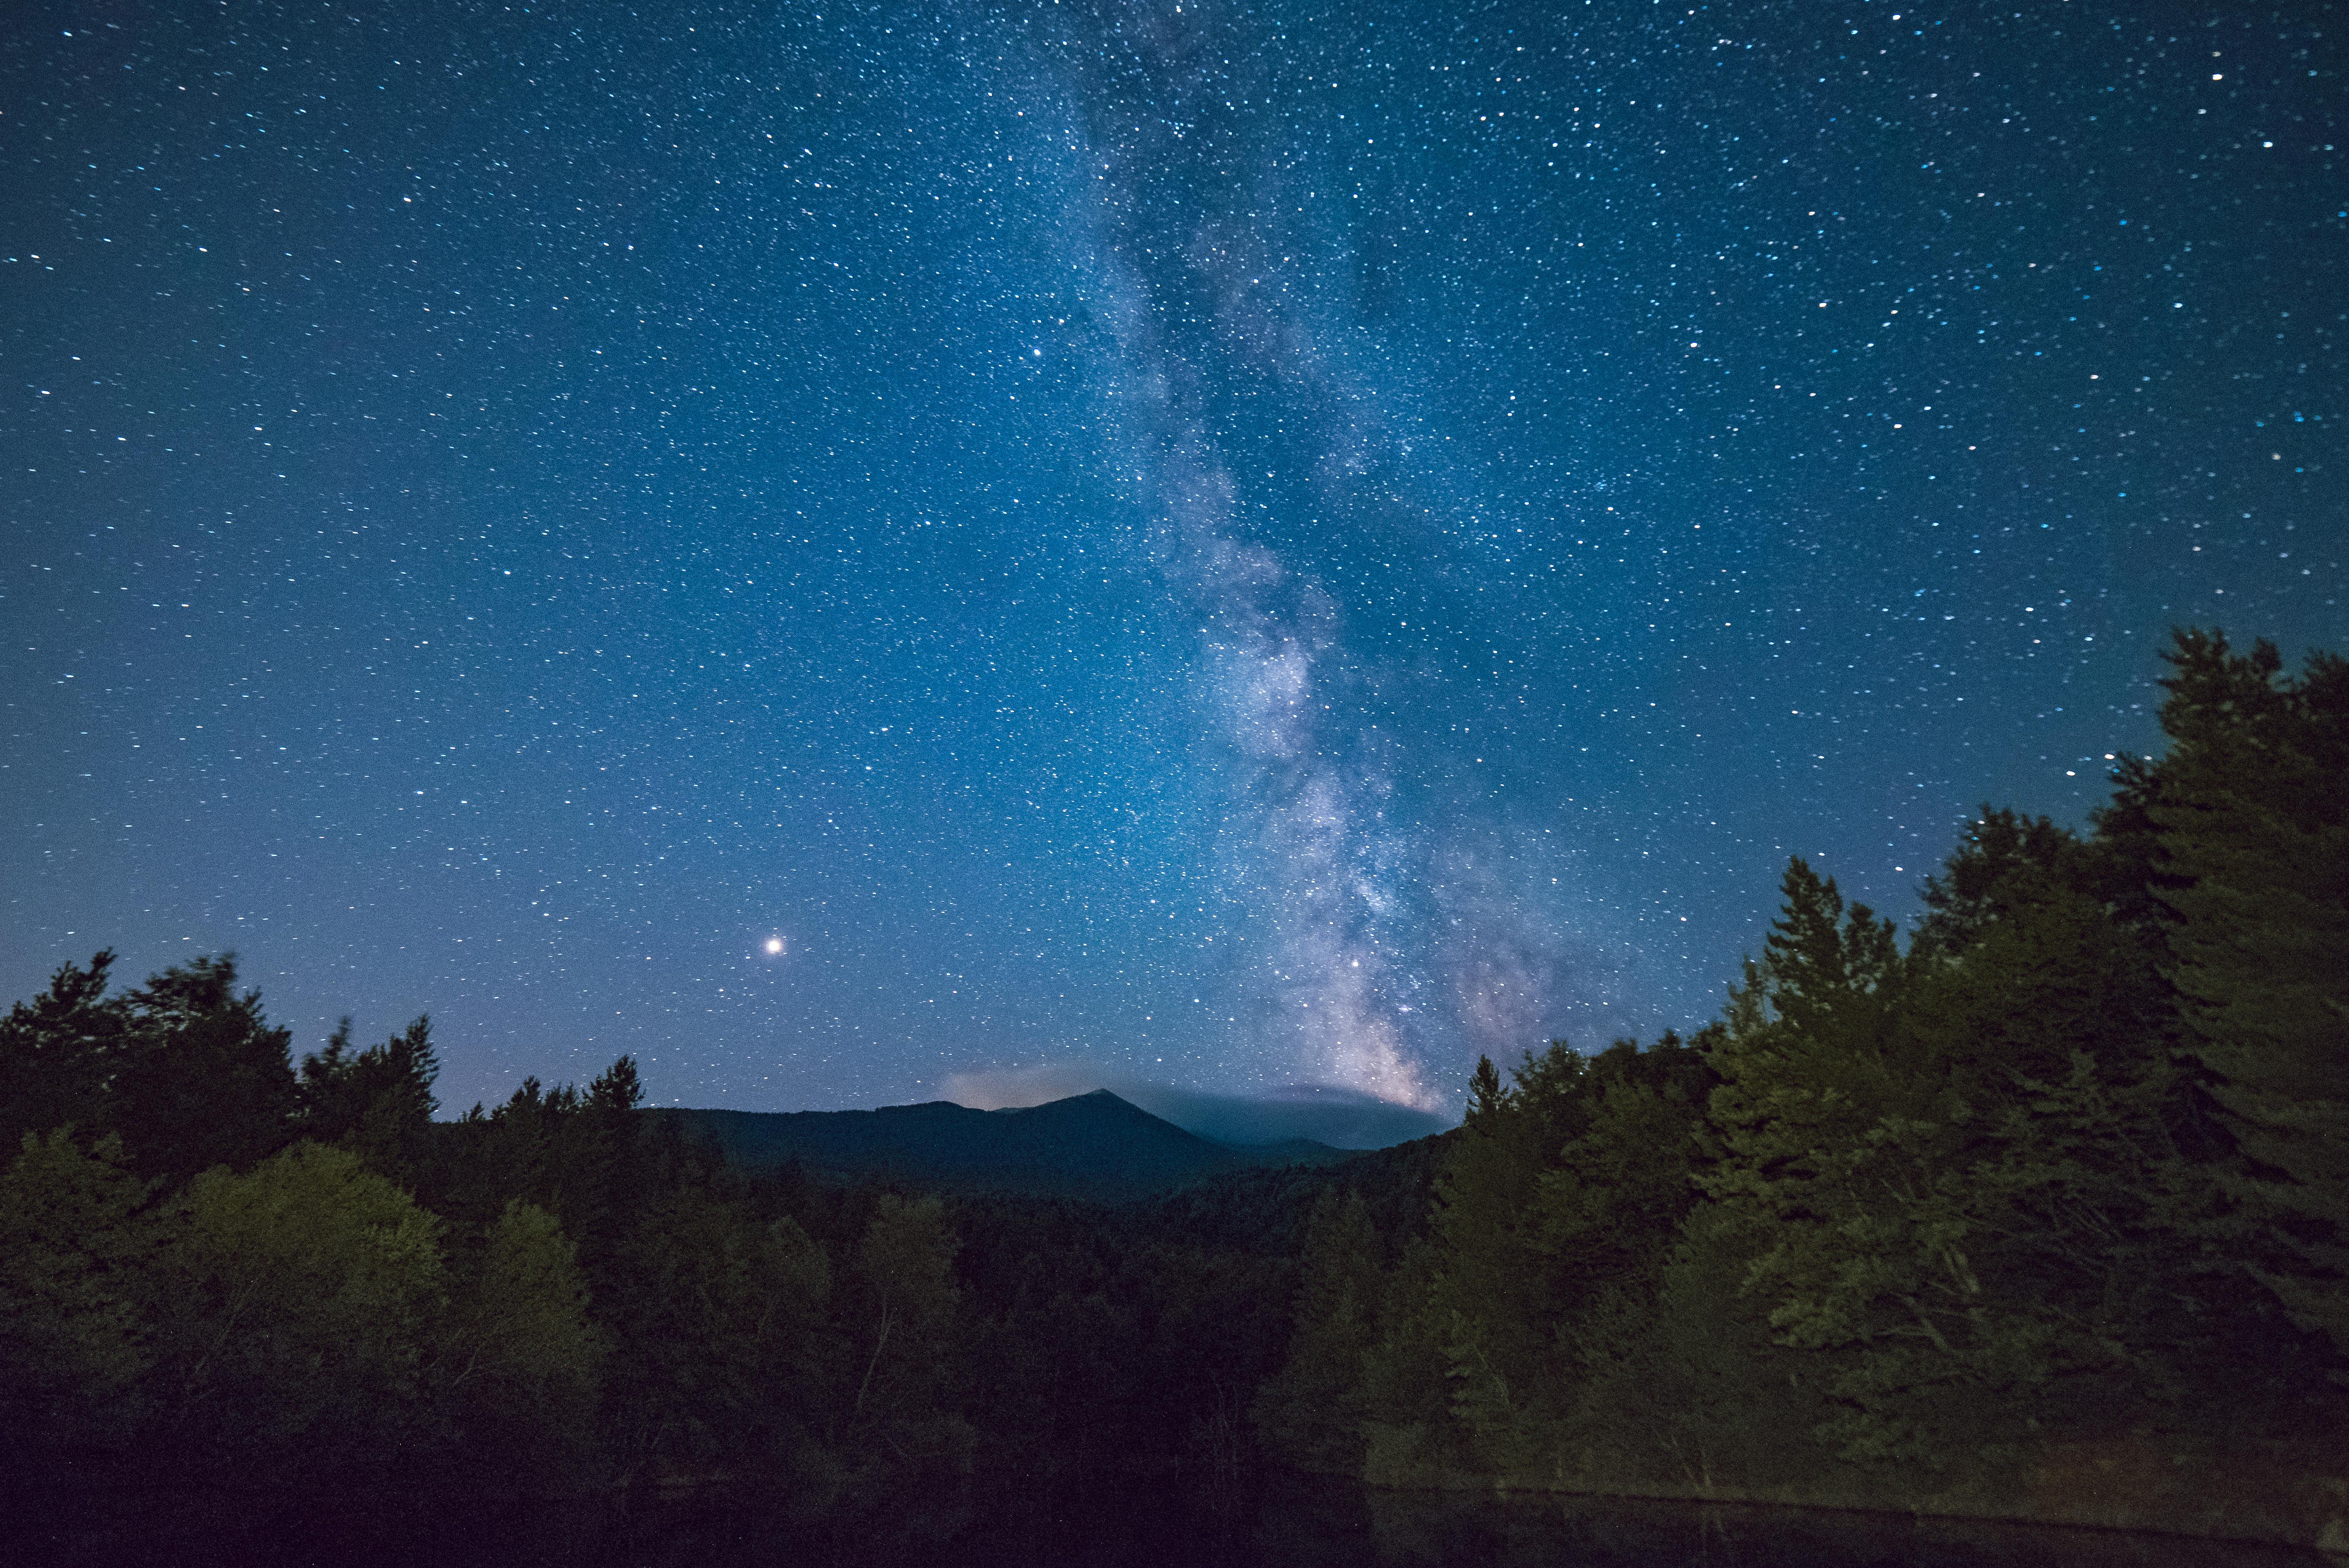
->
xmin=0 ymin=967 xmax=1395 ymax=1548
xmin=0 ymin=964 xmax=1368 ymax=1544
xmin=1255 ymin=629 xmax=2349 ymax=1540
xmin=3 ymin=629 xmax=2342 ymax=1547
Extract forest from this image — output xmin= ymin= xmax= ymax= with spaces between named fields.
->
xmin=2 ymin=628 xmax=2342 ymax=1549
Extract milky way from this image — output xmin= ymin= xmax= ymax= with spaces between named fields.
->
xmin=2 ymin=1 xmax=2337 ymax=1117
xmin=1048 ymin=18 xmax=1571 ymax=1107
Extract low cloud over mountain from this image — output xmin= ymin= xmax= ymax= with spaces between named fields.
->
xmin=937 ymin=1064 xmax=1454 ymax=1150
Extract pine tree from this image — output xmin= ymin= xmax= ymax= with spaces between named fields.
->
xmin=298 ymin=1015 xmax=440 ymax=1187
xmin=1532 ymin=1036 xmax=1712 ymax=1331
xmin=1700 ymin=859 xmax=1914 ymax=1250
xmin=2149 ymin=629 xmax=2349 ymax=1360
xmin=1421 ymin=1044 xmax=1579 ymax=1473
xmin=1695 ymin=846 xmax=2205 ymax=1473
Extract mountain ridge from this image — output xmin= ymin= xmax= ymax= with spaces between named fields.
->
xmin=651 ymin=1088 xmax=1358 ymax=1199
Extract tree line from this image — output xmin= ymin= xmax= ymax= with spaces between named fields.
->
xmin=3 ymin=626 xmax=2341 ymax=1544
xmin=0 ymin=954 xmax=1330 ymax=1541
xmin=1253 ymin=629 xmax=2347 ymax=1539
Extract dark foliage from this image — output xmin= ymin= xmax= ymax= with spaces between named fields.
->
xmin=1242 ymin=628 xmax=2347 ymax=1541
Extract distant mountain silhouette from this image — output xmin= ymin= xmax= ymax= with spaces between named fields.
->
xmin=938 ymin=1067 xmax=1455 ymax=1149
xmin=652 ymin=1089 xmax=1357 ymax=1198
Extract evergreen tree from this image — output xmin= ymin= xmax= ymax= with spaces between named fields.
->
xmin=1533 ymin=1036 xmax=1712 ymax=1315
xmin=421 ymin=1058 xmax=643 ymax=1255
xmin=2149 ymin=629 xmax=2349 ymax=1359
xmin=1344 ymin=1037 xmax=1720 ymax=1485
xmin=1355 ymin=1230 xmax=1462 ymax=1483
xmin=298 ymin=1015 xmax=440 ymax=1187
xmin=1418 ymin=1043 xmax=1607 ymax=1470
xmin=1700 ymin=860 xmax=1915 ymax=1279
xmin=1524 ymin=1036 xmax=1729 ymax=1485
xmin=1916 ymin=808 xmax=2092 ymax=958
xmin=4 ymin=624 xmax=2337 ymax=1541
xmin=0 ymin=952 xmax=125 ymax=1153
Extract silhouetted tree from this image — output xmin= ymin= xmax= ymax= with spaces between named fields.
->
xmin=299 ymin=1015 xmax=440 ymax=1188
xmin=2149 ymin=630 xmax=2349 ymax=1360
xmin=109 ymin=956 xmax=298 ymax=1181
xmin=0 ymin=952 xmax=125 ymax=1154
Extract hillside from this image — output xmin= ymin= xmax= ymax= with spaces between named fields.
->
xmin=651 ymin=1089 xmax=1357 ymax=1199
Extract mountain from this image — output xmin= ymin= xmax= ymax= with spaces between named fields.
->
xmin=651 ymin=1089 xmax=1358 ymax=1199
xmin=936 ymin=1066 xmax=1458 ymax=1149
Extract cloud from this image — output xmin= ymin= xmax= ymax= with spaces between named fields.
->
xmin=936 ymin=1062 xmax=1453 ymax=1150
xmin=936 ymin=1062 xmax=1106 ymax=1112
xmin=1131 ymin=1080 xmax=1454 ymax=1150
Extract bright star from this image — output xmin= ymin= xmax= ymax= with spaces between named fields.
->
xmin=764 ymin=937 xmax=785 ymax=955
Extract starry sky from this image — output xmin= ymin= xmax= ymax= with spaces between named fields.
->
xmin=4 ymin=0 xmax=2339 ymax=1121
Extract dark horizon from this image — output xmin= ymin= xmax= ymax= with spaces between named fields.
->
xmin=681 ymin=1079 xmax=1453 ymax=1151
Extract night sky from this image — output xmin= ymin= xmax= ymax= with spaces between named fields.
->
xmin=4 ymin=1 xmax=2339 ymax=1124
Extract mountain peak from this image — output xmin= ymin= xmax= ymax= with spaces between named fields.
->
xmin=1049 ymin=1087 xmax=1143 ymax=1110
